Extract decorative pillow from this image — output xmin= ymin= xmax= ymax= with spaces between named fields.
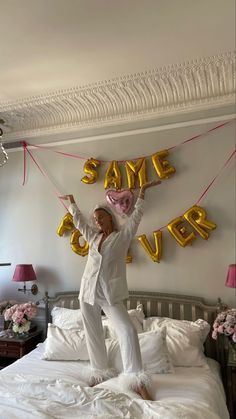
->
xmin=43 ymin=324 xmax=89 ymax=361
xmin=128 ymin=304 xmax=145 ymax=331
xmin=103 ymin=304 xmax=145 ymax=339
xmin=143 ymin=317 xmax=210 ymax=367
xmin=51 ymin=306 xmax=83 ymax=330
xmin=106 ymin=329 xmax=174 ymax=374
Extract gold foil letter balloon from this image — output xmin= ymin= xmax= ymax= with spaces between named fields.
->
xmin=183 ymin=206 xmax=217 ymax=240
xmin=125 ymin=158 xmax=147 ymax=189
xmin=81 ymin=158 xmax=100 ymax=184
xmin=70 ymin=230 xmax=89 ymax=256
xmin=167 ymin=216 xmax=196 ymax=247
xmin=104 ymin=161 xmax=122 ymax=189
xmin=151 ymin=150 xmax=176 ymax=179
xmin=137 ymin=230 xmax=162 ymax=262
xmin=57 ymin=213 xmax=74 ymax=236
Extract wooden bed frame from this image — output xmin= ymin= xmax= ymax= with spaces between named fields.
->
xmin=44 ymin=290 xmax=222 ymax=361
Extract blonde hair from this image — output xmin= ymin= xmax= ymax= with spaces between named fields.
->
xmin=90 ymin=203 xmax=120 ymax=231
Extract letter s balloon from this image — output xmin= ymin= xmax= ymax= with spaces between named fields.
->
xmin=81 ymin=158 xmax=100 ymax=184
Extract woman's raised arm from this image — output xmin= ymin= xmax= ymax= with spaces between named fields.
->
xmin=138 ymin=180 xmax=161 ymax=200
xmin=59 ymin=195 xmax=97 ymax=243
xmin=60 ymin=194 xmax=76 ymax=204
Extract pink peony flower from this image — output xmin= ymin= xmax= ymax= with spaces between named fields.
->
xmin=212 ymin=330 xmax=218 ymax=340
xmin=212 ymin=308 xmax=236 ymax=343
xmin=4 ymin=302 xmax=37 ymax=327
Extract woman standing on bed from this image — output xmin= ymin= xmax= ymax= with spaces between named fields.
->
xmin=60 ymin=179 xmax=161 ymax=400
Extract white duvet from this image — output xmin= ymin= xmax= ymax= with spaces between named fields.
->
xmin=0 ymin=344 xmax=229 ymax=419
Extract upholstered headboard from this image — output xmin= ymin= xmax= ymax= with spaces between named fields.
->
xmin=44 ymin=290 xmax=220 ymax=360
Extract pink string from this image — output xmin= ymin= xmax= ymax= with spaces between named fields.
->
xmin=195 ymin=149 xmax=236 ymax=205
xmin=25 ymin=143 xmax=96 ymax=162
xmin=25 ymin=146 xmax=69 ymax=211
xmin=22 ymin=121 xmax=235 ymax=219
xmin=158 ymin=148 xmax=236 ymax=231
xmin=24 ymin=119 xmax=234 ymax=163
xmin=22 ymin=141 xmax=27 ymax=186
xmin=167 ymin=121 xmax=232 ymax=151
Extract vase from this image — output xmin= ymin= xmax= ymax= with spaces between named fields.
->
xmin=4 ymin=320 xmax=11 ymax=330
xmin=12 ymin=321 xmax=31 ymax=335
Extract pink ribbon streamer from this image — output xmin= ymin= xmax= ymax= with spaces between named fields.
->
xmin=168 ymin=121 xmax=232 ymax=151
xmin=22 ymin=141 xmax=27 ymax=186
xmin=24 ymin=119 xmax=234 ymax=163
xmin=24 ymin=143 xmax=93 ymax=161
xmin=158 ymin=148 xmax=236 ymax=230
xmin=24 ymin=144 xmax=68 ymax=211
xmin=195 ymin=148 xmax=236 ymax=205
xmin=22 ymin=121 xmax=235 ymax=217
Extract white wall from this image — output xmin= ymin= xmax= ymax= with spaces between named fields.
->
xmin=0 ymin=119 xmax=235 ymax=310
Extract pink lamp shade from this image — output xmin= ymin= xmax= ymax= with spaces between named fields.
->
xmin=225 ymin=264 xmax=236 ymax=288
xmin=12 ymin=264 xmax=36 ymax=283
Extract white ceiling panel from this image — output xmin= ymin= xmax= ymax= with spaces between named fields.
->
xmin=0 ymin=0 xmax=235 ymax=143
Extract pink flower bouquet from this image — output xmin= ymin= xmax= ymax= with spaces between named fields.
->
xmin=212 ymin=308 xmax=236 ymax=344
xmin=4 ymin=302 xmax=37 ymax=334
xmin=0 ymin=300 xmax=17 ymax=315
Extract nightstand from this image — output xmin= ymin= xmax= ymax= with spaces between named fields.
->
xmin=226 ymin=343 xmax=236 ymax=419
xmin=216 ymin=335 xmax=236 ymax=419
xmin=0 ymin=330 xmax=43 ymax=369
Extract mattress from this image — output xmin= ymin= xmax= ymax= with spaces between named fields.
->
xmin=0 ymin=343 xmax=229 ymax=419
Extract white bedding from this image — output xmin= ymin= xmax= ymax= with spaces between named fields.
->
xmin=0 ymin=344 xmax=229 ymax=419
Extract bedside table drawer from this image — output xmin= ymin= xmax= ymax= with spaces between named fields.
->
xmin=0 ymin=347 xmax=20 ymax=357
xmin=0 ymin=341 xmax=21 ymax=358
xmin=0 ymin=330 xmax=43 ymax=366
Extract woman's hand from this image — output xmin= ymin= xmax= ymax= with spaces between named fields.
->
xmin=59 ymin=194 xmax=75 ymax=204
xmin=139 ymin=180 xmax=161 ymax=199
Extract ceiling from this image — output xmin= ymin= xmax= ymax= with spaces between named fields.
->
xmin=0 ymin=0 xmax=235 ymax=145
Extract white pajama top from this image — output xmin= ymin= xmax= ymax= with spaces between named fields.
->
xmin=69 ymin=198 xmax=145 ymax=306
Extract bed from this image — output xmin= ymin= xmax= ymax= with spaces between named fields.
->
xmin=0 ymin=290 xmax=229 ymax=419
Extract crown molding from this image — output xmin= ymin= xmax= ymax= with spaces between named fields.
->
xmin=0 ymin=51 xmax=235 ymax=142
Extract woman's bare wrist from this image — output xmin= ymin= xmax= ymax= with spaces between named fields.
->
xmin=139 ymin=189 xmax=145 ymax=199
xmin=67 ymin=194 xmax=75 ymax=204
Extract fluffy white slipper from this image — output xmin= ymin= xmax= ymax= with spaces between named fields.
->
xmin=89 ymin=367 xmax=118 ymax=386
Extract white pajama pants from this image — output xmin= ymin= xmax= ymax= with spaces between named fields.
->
xmin=80 ymin=299 xmax=150 ymax=389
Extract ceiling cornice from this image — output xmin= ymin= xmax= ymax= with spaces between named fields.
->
xmin=0 ymin=51 xmax=235 ymax=142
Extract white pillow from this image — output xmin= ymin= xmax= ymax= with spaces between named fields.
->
xmin=128 ymin=304 xmax=145 ymax=331
xmin=43 ymin=324 xmax=89 ymax=361
xmin=143 ymin=317 xmax=210 ymax=367
xmin=51 ymin=306 xmax=83 ymax=330
xmin=103 ymin=304 xmax=145 ymax=339
xmin=106 ymin=329 xmax=174 ymax=374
